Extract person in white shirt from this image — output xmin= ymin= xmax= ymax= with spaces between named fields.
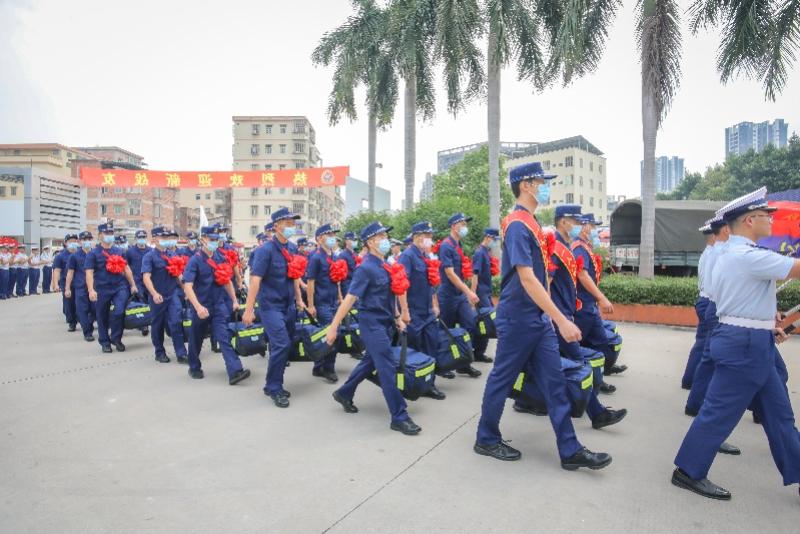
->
xmin=40 ymin=246 xmax=53 ymax=294
xmin=14 ymin=246 xmax=29 ymax=297
xmin=0 ymin=244 xmax=11 ymax=300
xmin=28 ymin=244 xmax=42 ymax=295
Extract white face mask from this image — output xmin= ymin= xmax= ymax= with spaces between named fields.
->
xmin=422 ymin=237 xmax=433 ymax=250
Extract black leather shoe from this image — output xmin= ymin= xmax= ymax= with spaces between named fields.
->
xmin=280 ymin=389 xmax=291 ymax=398
xmin=333 ymin=391 xmax=358 ymax=413
xmin=685 ymin=406 xmax=699 ymax=417
xmin=390 ymin=419 xmax=421 ymax=435
xmin=474 ymin=441 xmax=521 ymax=461
xmin=141 ymin=327 xmax=149 ymax=336
xmin=155 ymin=354 xmax=170 ymax=363
xmin=671 ymin=468 xmax=731 ymax=500
xmin=437 ymin=370 xmax=456 ymax=379
xmin=718 ymin=442 xmax=741 ymax=455
xmin=188 ymin=369 xmax=204 ymax=379
xmin=113 ymin=342 xmax=126 ymax=352
xmin=323 ymin=370 xmax=339 ymax=383
xmin=605 ymin=364 xmax=627 ymax=375
xmin=474 ymin=355 xmax=494 ymax=363
xmin=351 ymin=352 xmax=364 ymax=361
xmin=592 ymin=408 xmax=628 ymax=429
xmin=229 ymin=368 xmax=251 ymax=385
xmin=176 ymin=356 xmax=188 ymax=364
xmin=266 ymin=391 xmax=290 ymax=408
xmin=681 ymin=383 xmax=692 ymax=390
xmin=67 ymin=324 xmax=77 ymax=332
xmin=457 ymin=365 xmax=482 ymax=378
xmin=211 ymin=341 xmax=221 ymax=353
xmin=561 ymin=447 xmax=612 ymax=470
xmin=513 ymin=402 xmax=548 ymax=416
xmin=423 ymin=386 xmax=446 ymax=400
xmin=84 ymin=335 xmax=95 ymax=342
xmin=101 ymin=345 xmax=112 ymax=353
xmin=753 ymin=412 xmax=762 ymax=425
xmin=598 ymin=382 xmax=616 ymax=394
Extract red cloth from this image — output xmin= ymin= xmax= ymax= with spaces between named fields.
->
xmin=354 ymin=254 xmax=363 ymax=267
xmin=383 ymin=262 xmax=410 ymax=295
xmin=221 ymin=248 xmax=239 ymax=267
xmin=162 ymin=254 xmax=188 ymax=278
xmin=431 ymin=240 xmax=442 ymax=255
xmin=102 ymin=250 xmax=127 ymax=274
xmin=327 ymin=257 xmax=349 ymax=283
xmin=206 ymin=258 xmax=233 ymax=286
xmin=489 ymin=256 xmax=500 ymax=277
xmin=280 ymin=248 xmax=308 ymax=280
xmin=424 ymin=257 xmax=441 ymax=287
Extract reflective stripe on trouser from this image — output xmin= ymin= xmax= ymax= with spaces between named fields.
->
xmin=187 ymin=299 xmax=244 ymax=378
xmin=440 ymin=294 xmax=488 ymax=358
xmin=150 ymin=292 xmax=187 ymax=358
xmin=682 ymin=297 xmax=710 ymax=387
xmin=74 ymin=288 xmax=94 ymax=336
xmin=312 ymin=303 xmax=337 ymax=372
xmin=95 ymin=285 xmax=129 ymax=345
xmin=676 ymin=324 xmax=800 ymax=484
xmin=336 ymin=320 xmax=409 ymax=425
xmin=259 ymin=306 xmax=296 ymax=394
xmin=477 ymin=315 xmax=582 ymax=460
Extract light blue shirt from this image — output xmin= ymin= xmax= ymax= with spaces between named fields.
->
xmin=702 ymin=241 xmax=726 ymax=301
xmin=711 ymin=235 xmax=794 ymax=321
xmin=697 ymin=245 xmax=712 ymax=294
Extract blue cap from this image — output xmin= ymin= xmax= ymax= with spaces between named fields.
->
xmin=78 ymin=231 xmax=92 ymax=240
xmin=447 ymin=213 xmax=472 ymax=226
xmin=580 ymin=213 xmax=602 ymax=225
xmin=484 ymin=228 xmax=500 ymax=238
xmin=403 ymin=234 xmax=413 ymax=245
xmin=166 ymin=228 xmax=179 ymax=238
xmin=115 ymin=235 xmax=127 ymax=244
xmin=97 ymin=222 xmax=115 ymax=234
xmin=201 ymin=226 xmax=219 ymax=237
xmin=315 ymin=223 xmax=339 ymax=238
xmin=411 ymin=221 xmax=435 ymax=235
xmin=264 ymin=222 xmax=274 ymax=232
xmin=555 ymin=204 xmax=583 ymax=220
xmin=151 ymin=226 xmax=166 ymax=237
xmin=709 ymin=214 xmax=727 ymax=230
xmin=699 ymin=223 xmax=712 ymax=234
xmin=214 ymin=222 xmax=229 ymax=232
xmin=271 ymin=207 xmax=301 ymax=223
xmin=360 ymin=221 xmax=393 ymax=242
xmin=256 ymin=232 xmax=265 ymax=241
xmin=297 ymin=237 xmax=308 ymax=246
xmin=344 ymin=231 xmax=356 ymax=241
xmin=186 ymin=231 xmax=198 ymax=240
xmin=65 ymin=233 xmax=79 ymax=241
xmin=509 ymin=162 xmax=557 ymax=184
xmin=135 ymin=230 xmax=147 ymax=238
xmin=716 ymin=186 xmax=777 ymax=222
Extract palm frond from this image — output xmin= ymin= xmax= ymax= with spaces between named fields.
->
xmin=716 ymin=0 xmax=773 ymax=83
xmin=636 ymin=0 xmax=682 ymax=127
xmin=759 ymin=0 xmax=800 ymax=100
xmin=506 ymin=0 xmax=546 ymax=86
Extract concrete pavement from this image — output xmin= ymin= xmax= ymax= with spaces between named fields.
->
xmin=0 ymin=293 xmax=798 ymax=533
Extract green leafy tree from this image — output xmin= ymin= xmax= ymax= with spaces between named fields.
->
xmin=432 ymin=145 xmax=513 ymax=213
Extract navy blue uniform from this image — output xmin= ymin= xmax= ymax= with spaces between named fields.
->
xmin=68 ymin=248 xmax=95 ymax=337
xmin=54 ymin=249 xmax=77 ymax=326
xmin=306 ymin=248 xmax=339 ymax=373
xmin=142 ymin=248 xmax=187 ymax=360
xmin=398 ymin=244 xmax=439 ymax=357
xmin=126 ymin=245 xmax=150 ymax=301
xmin=471 ymin=244 xmax=493 ymax=308
xmin=85 ymin=245 xmax=130 ymax=347
xmin=338 ymin=247 xmax=358 ymax=295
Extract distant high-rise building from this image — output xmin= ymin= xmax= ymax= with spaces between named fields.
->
xmin=640 ymin=156 xmax=685 ymax=194
xmin=725 ymin=119 xmax=788 ymax=158
xmin=345 ymin=176 xmax=391 ymax=216
xmin=437 ymin=141 xmax=538 ymax=173
xmin=419 ymin=172 xmax=434 ymax=202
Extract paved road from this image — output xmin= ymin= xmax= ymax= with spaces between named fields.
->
xmin=0 ymin=293 xmax=798 ymax=533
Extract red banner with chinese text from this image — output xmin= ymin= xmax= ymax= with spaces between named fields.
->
xmin=79 ymin=166 xmax=349 ymax=189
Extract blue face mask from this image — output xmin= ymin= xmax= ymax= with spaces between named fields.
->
xmin=218 ymin=233 xmax=227 ymax=242
xmin=568 ymin=225 xmax=582 ymax=240
xmin=82 ymin=241 xmax=93 ymax=249
xmin=592 ymin=237 xmax=601 ymax=248
xmin=378 ymin=238 xmax=391 ymax=255
xmin=102 ymin=235 xmax=115 ymax=244
xmin=325 ymin=236 xmax=336 ymax=249
xmin=458 ymin=226 xmax=469 ymax=238
xmin=590 ymin=228 xmax=599 ymax=239
xmin=189 ymin=239 xmax=198 ymax=246
xmin=159 ymin=240 xmax=169 ymax=248
xmin=282 ymin=226 xmax=296 ymax=239
xmin=67 ymin=242 xmax=79 ymax=251
xmin=206 ymin=241 xmax=219 ymax=252
xmin=137 ymin=238 xmax=147 ymax=246
xmin=536 ymin=183 xmax=551 ymax=204
xmin=120 ymin=244 xmax=128 ymax=250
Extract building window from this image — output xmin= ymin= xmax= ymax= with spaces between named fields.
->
xmin=599 ymin=199 xmax=603 ymax=209
xmin=215 ymin=205 xmax=222 ymax=214
xmin=250 ymin=225 xmax=258 ymax=236
xmin=279 ymin=144 xmax=286 ymax=154
xmin=565 ymin=175 xmax=573 ymax=186
xmin=13 ymin=149 xmax=20 ymax=155
xmin=589 ymin=161 xmax=594 ymax=171
xmin=114 ymin=205 xmax=122 ymax=215
xmin=293 ymin=120 xmax=306 ymax=133
xmin=250 ymin=205 xmax=258 ymax=216
xmin=264 ymin=205 xmax=271 ymax=215
xmin=205 ymin=193 xmax=211 ymax=200
xmin=252 ymin=124 xmax=260 ymax=135
xmin=589 ymin=197 xmax=594 ymax=207
xmin=599 ymin=164 xmax=603 ymax=174
xmin=265 ymin=144 xmax=272 ymax=154
xmin=543 ymin=160 xmax=550 ymax=170
xmin=280 ymin=188 xmax=286 ymax=195
xmin=579 ymin=158 xmax=583 ymax=168
xmin=292 ymin=187 xmax=305 ymax=195
xmin=128 ymin=199 xmax=141 ymax=216
xmin=292 ymin=201 xmax=304 ymax=214
xmin=579 ymin=194 xmax=584 ymax=204
xmin=251 ymin=164 xmax=259 ymax=170
xmin=154 ymin=204 xmax=162 ymax=218
xmin=294 ymin=142 xmax=305 ymax=154
xmin=250 ymin=144 xmax=259 ymax=156
xmin=279 ymin=164 xmax=286 ymax=170
xmin=195 ymin=194 xmax=201 ymax=200
xmin=264 ymin=188 xmax=272 ymax=195
xmin=251 ymin=187 xmax=259 ymax=197
xmin=52 ymin=149 xmax=60 ymax=156
xmin=566 ymin=193 xmax=574 ymax=203
xmin=265 ymin=164 xmax=272 ymax=170
xmin=101 ymin=205 xmax=107 ymax=215
xmin=565 ymin=156 xmax=574 ymax=167
xmin=579 ymin=176 xmax=584 ymax=186
xmin=0 ymin=186 xmax=5 ymax=196
xmin=214 ymin=190 xmax=225 ymax=199
xmin=598 ymin=181 xmax=603 ymax=191
xmin=280 ymin=124 xmax=287 ymax=134
xmin=295 ymin=161 xmax=304 ymax=169
xmin=590 ymin=179 xmax=594 ymax=189
xmin=154 ymin=188 xmax=162 ymax=199
xmin=265 ymin=124 xmax=272 ymax=134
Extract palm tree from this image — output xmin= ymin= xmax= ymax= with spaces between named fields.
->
xmin=483 ymin=0 xmax=620 ymax=229
xmin=311 ymin=0 xmax=398 ymax=211
xmin=635 ymin=0 xmax=681 ymax=279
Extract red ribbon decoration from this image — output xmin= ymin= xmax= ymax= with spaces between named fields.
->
xmin=431 ymin=240 xmax=443 ymax=255
xmin=280 ymin=248 xmax=308 ymax=280
xmin=206 ymin=257 xmax=233 ymax=286
xmin=221 ymin=247 xmax=239 ymax=267
xmin=424 ymin=257 xmax=441 ymax=287
xmin=102 ymin=250 xmax=127 ymax=274
xmin=575 ymin=254 xmax=585 ymax=273
xmin=489 ymin=256 xmax=500 ymax=277
xmin=327 ymin=257 xmax=349 ymax=283
xmin=354 ymin=254 xmax=363 ymax=267
xmin=162 ymin=254 xmax=188 ymax=278
xmin=383 ymin=262 xmax=410 ymax=295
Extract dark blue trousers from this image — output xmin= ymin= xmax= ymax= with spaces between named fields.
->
xmin=95 ymin=285 xmax=129 ymax=346
xmin=675 ymin=325 xmax=800 ymax=485
xmin=42 ymin=266 xmax=52 ymax=293
xmin=575 ymin=303 xmax=615 ymax=379
xmin=28 ymin=268 xmax=40 ymax=294
xmin=682 ymin=297 xmax=710 ymax=388
xmin=151 ymin=292 xmax=187 ymax=358
xmin=477 ymin=314 xmax=582 ymax=460
xmin=74 ymin=287 xmax=94 ymax=336
xmin=259 ymin=306 xmax=296 ymax=394
xmin=440 ymin=293 xmax=489 ymax=360
xmin=686 ymin=301 xmax=719 ymax=412
xmin=15 ymin=268 xmax=28 ymax=296
xmin=336 ymin=319 xmax=409 ymax=424
xmin=313 ymin=302 xmax=337 ymax=373
xmin=8 ymin=268 xmax=17 ymax=297
xmin=187 ymin=298 xmax=244 ymax=378
xmin=0 ymin=270 xmax=8 ymax=299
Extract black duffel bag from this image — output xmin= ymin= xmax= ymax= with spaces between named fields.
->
xmin=367 ymin=331 xmax=436 ymax=401
xmin=228 ymin=321 xmax=268 ymax=357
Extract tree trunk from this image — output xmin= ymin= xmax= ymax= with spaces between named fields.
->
xmin=487 ymin=29 xmax=501 ymax=228
xmin=367 ymin=108 xmax=377 ymax=211
xmin=640 ymin=88 xmax=657 ymax=279
xmin=403 ymin=72 xmax=417 ymax=211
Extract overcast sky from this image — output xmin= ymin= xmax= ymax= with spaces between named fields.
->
xmin=1 ymin=0 xmax=798 ymax=209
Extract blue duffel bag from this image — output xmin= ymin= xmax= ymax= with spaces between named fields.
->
xmin=476 ymin=307 xmax=497 ymax=338
xmin=435 ymin=319 xmax=473 ymax=372
xmin=228 ymin=321 xmax=268 ymax=357
xmin=603 ymin=320 xmax=623 ymax=355
xmin=367 ymin=331 xmax=436 ymax=401
xmin=509 ymin=358 xmax=594 ymax=418
xmin=294 ymin=314 xmax=331 ymax=362
xmin=123 ymin=296 xmax=152 ymax=330
xmin=336 ymin=313 xmax=365 ymax=355
xmin=578 ymin=345 xmax=606 ymax=388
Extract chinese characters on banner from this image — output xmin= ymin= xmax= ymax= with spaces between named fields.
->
xmin=79 ymin=166 xmax=349 ymax=189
